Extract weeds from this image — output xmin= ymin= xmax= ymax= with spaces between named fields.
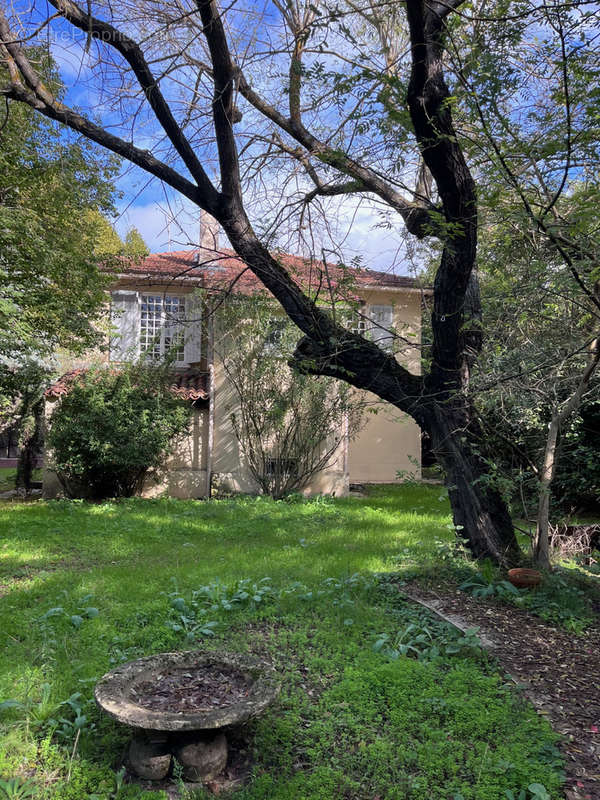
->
xmin=373 ymin=616 xmax=482 ymax=663
xmin=0 ymin=487 xmax=567 ymax=799
xmin=0 ymin=778 xmax=37 ymax=799
xmin=459 ymin=568 xmax=594 ymax=633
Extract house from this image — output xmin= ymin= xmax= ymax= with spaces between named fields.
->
xmin=43 ymin=235 xmax=425 ymax=499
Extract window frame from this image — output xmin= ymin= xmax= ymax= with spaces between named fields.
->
xmin=139 ymin=293 xmax=187 ymax=365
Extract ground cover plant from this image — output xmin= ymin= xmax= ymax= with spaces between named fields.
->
xmin=0 ymin=486 xmax=565 ymax=799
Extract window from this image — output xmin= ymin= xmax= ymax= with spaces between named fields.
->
xmin=348 ymin=310 xmax=368 ymax=336
xmin=265 ymin=456 xmax=298 ymax=478
xmin=370 ymin=305 xmax=394 ymax=351
xmin=263 ymin=318 xmax=287 ymax=353
xmin=140 ymin=294 xmax=185 ymax=362
xmin=110 ymin=291 xmax=202 ymax=366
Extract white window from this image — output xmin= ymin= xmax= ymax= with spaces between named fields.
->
xmin=263 ymin=318 xmax=287 ymax=353
xmin=140 ymin=294 xmax=185 ymax=362
xmin=349 ymin=311 xmax=368 ymax=336
xmin=370 ymin=305 xmax=394 ymax=351
xmin=110 ymin=291 xmax=202 ymax=366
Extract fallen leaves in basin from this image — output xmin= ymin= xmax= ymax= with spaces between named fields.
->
xmin=131 ymin=667 xmax=252 ymax=713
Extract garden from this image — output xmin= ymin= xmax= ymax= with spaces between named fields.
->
xmin=1 ymin=485 xmax=598 ymax=800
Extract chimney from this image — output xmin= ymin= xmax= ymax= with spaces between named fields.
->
xmin=199 ymin=210 xmax=220 ymax=252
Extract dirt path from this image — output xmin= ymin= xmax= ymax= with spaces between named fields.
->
xmin=402 ymin=580 xmax=600 ymax=800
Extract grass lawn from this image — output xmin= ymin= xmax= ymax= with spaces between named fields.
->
xmin=0 ymin=486 xmax=564 ymax=800
xmin=0 ymin=468 xmax=42 ymax=494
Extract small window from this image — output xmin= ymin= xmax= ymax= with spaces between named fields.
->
xmin=349 ymin=311 xmax=368 ymax=336
xmin=263 ymin=319 xmax=287 ymax=353
xmin=370 ymin=305 xmax=394 ymax=351
xmin=265 ymin=457 xmax=298 ymax=478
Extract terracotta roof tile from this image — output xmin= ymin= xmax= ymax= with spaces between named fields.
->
xmin=110 ymin=248 xmax=423 ymax=297
xmin=169 ymin=371 xmax=209 ymax=402
xmin=45 ymin=368 xmax=209 ymax=403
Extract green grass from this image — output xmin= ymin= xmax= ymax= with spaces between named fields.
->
xmin=0 ymin=468 xmax=18 ymax=493
xmin=0 ymin=468 xmax=42 ymax=493
xmin=0 ymin=487 xmax=564 ymax=799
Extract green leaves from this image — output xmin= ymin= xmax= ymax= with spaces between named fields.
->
xmin=47 ymin=363 xmax=191 ymax=500
xmin=38 ymin=594 xmax=101 ymax=630
xmin=0 ymin=66 xmax=118 ymax=373
xmin=504 ymin=784 xmax=551 ymax=800
xmin=372 ymin=616 xmax=483 ymax=663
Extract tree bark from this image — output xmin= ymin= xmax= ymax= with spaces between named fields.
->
xmin=535 ymin=413 xmax=558 ymax=569
xmin=424 ymin=400 xmax=520 ymax=564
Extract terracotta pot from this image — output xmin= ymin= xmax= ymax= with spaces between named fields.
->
xmin=507 ymin=568 xmax=542 ymax=589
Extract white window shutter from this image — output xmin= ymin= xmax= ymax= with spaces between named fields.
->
xmin=370 ymin=305 xmax=394 ymax=350
xmin=184 ymin=294 xmax=203 ymax=364
xmin=110 ymin=291 xmax=140 ymax=361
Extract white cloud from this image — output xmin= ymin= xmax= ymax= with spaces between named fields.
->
xmin=115 ymin=198 xmax=201 ymax=253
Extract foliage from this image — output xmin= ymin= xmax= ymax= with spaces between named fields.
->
xmin=46 ymin=363 xmax=190 ymax=499
xmin=83 ymin=210 xmax=149 ymax=260
xmin=123 ymin=228 xmax=150 ymax=259
xmin=373 ymin=618 xmax=483 ymax=663
xmin=459 ymin=568 xmax=594 ymax=633
xmin=0 ymin=361 xmax=47 ymax=494
xmin=215 ymin=292 xmax=364 ymax=498
xmin=554 ymin=397 xmax=600 ymax=512
xmin=0 ymin=51 xmax=119 ymax=374
xmin=0 ymin=486 xmax=566 ymax=799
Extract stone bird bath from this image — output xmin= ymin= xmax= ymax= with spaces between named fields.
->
xmin=95 ymin=651 xmax=280 ymax=782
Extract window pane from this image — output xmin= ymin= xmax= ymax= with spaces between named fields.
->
xmin=164 ymin=296 xmax=186 ymax=362
xmin=140 ymin=295 xmax=163 ymax=360
xmin=140 ymin=295 xmax=186 ymax=362
xmin=370 ymin=305 xmax=394 ymax=350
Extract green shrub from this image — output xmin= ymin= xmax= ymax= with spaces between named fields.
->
xmin=47 ymin=364 xmax=190 ymax=499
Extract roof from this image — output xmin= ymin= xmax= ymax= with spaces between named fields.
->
xmin=110 ymin=248 xmax=424 ymax=296
xmin=45 ymin=368 xmax=209 ymax=403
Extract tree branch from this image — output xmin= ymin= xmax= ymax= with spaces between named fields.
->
xmin=45 ymin=0 xmax=218 ymax=206
xmin=235 ymin=70 xmax=438 ymax=238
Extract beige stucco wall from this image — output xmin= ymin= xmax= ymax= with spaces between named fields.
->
xmin=43 ymin=280 xmax=424 ymax=499
xmin=211 ymin=285 xmax=423 ymax=495
xmin=141 ymin=407 xmax=209 ymax=498
xmin=210 ymin=357 xmax=348 ymax=496
xmin=348 ymin=287 xmax=422 ymax=485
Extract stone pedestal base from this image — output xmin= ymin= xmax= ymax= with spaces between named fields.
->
xmin=174 ymin=731 xmax=228 ymax=781
xmin=127 ymin=730 xmax=228 ymax=783
xmin=128 ymin=733 xmax=172 ymax=780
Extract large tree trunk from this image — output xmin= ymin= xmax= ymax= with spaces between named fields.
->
xmin=423 ymin=401 xmax=520 ymax=564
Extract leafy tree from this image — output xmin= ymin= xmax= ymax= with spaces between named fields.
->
xmin=83 ymin=210 xmax=149 ymax=259
xmin=3 ymin=0 xmax=597 ymax=562
xmin=83 ymin=210 xmax=125 ymax=258
xmin=0 ymin=52 xmax=120 ymax=385
xmin=47 ymin=363 xmax=191 ymax=499
xmin=124 ymin=227 xmax=150 ymax=259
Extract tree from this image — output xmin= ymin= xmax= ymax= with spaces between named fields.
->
xmin=0 ymin=53 xmax=120 ymax=387
xmin=476 ymin=229 xmax=600 ymax=566
xmin=0 ymin=63 xmax=123 ymax=491
xmin=2 ymin=0 xmax=595 ymax=562
xmin=124 ymin=227 xmax=150 ymax=259
xmin=451 ymin=6 xmax=600 ymax=565
xmin=84 ymin=210 xmax=149 ymax=259
xmin=215 ymin=292 xmax=364 ymax=499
